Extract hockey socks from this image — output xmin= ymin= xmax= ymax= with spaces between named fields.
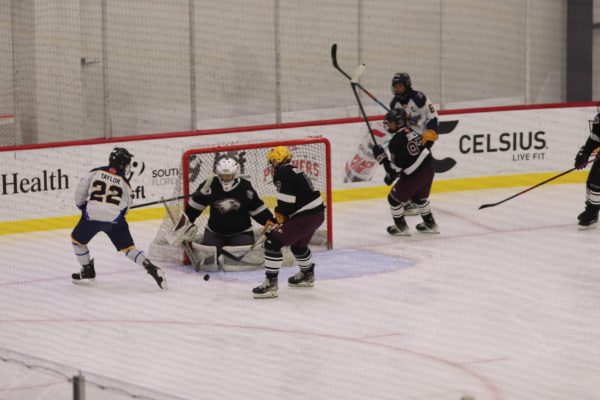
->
xmin=72 ymin=243 xmax=91 ymax=266
xmin=124 ymin=248 xmax=148 ymax=267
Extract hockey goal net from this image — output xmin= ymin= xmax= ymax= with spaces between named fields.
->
xmin=149 ymin=137 xmax=332 ymax=266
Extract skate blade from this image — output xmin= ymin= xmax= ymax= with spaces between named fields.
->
xmin=253 ymin=290 xmax=279 ymax=299
xmin=72 ymin=278 xmax=96 ymax=286
xmin=416 ymin=226 xmax=440 ymax=234
xmin=288 ymin=281 xmax=315 ymax=288
xmin=578 ymin=222 xmax=597 ymax=230
xmin=389 ymin=230 xmax=411 ymax=236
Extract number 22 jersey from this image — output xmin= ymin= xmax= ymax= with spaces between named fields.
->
xmin=74 ymin=166 xmax=132 ymax=222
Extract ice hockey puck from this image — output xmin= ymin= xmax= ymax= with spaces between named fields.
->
xmin=203 ymin=274 xmax=210 ymax=281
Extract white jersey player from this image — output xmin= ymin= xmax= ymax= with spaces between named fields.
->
xmin=390 ymin=72 xmax=439 ymax=144
xmin=70 ymin=147 xmax=166 ymax=289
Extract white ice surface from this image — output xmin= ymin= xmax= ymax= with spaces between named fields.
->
xmin=1 ymin=184 xmax=599 ymax=400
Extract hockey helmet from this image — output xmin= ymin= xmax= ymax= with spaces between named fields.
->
xmin=391 ymin=72 xmax=412 ymax=96
xmin=267 ymin=146 xmax=292 ymax=167
xmin=109 ymin=147 xmax=133 ymax=173
xmin=215 ymin=157 xmax=240 ymax=192
xmin=590 ymin=112 xmax=600 ymax=135
xmin=383 ymin=108 xmax=407 ymax=133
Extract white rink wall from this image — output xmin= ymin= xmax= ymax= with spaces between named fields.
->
xmin=0 ymin=104 xmax=596 ymax=224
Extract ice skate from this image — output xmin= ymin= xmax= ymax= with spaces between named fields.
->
xmin=288 ymin=264 xmax=315 ymax=287
xmin=578 ymin=203 xmax=599 ymax=230
xmin=72 ymin=259 xmax=96 ymax=284
xmin=143 ymin=260 xmax=168 ymax=289
xmin=416 ymin=213 xmax=439 ymax=234
xmin=253 ymin=275 xmax=278 ymax=298
xmin=387 ymin=216 xmax=411 ymax=236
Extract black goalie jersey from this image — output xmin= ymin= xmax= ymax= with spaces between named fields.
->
xmin=185 ymin=177 xmax=273 ymax=236
xmin=273 ymin=164 xmax=325 ymax=218
xmin=387 ymin=127 xmax=432 ymax=177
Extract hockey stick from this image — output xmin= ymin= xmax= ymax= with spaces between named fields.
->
xmin=130 ymin=174 xmax=214 ymax=210
xmin=331 ymin=43 xmax=390 ymax=112
xmin=334 ymin=43 xmax=457 ymax=174
xmin=219 ymin=235 xmax=267 ymax=263
xmin=347 ymin=63 xmax=380 ymax=147
xmin=131 ymin=190 xmax=200 ymax=210
xmin=478 ymin=155 xmax=598 ymax=210
xmin=160 ymin=197 xmax=209 ymax=279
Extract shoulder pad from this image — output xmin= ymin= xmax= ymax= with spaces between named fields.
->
xmin=410 ymin=91 xmax=427 ymax=108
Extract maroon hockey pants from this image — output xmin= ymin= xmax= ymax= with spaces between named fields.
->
xmin=390 ymin=163 xmax=435 ymax=203
xmin=271 ymin=212 xmax=325 ymax=248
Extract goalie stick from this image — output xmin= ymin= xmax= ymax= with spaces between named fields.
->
xmin=160 ymin=197 xmax=209 ymax=279
xmin=479 ymin=155 xmax=598 ymax=210
xmin=131 ymin=174 xmax=215 ymax=210
xmin=219 ymin=235 xmax=268 ymax=263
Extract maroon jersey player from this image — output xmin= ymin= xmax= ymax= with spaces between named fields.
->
xmin=372 ymin=109 xmax=440 ymax=236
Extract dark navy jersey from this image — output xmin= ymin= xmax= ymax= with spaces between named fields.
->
xmin=386 ymin=127 xmax=432 ymax=177
xmin=185 ymin=177 xmax=272 ymax=236
xmin=272 ymin=163 xmax=325 ymax=218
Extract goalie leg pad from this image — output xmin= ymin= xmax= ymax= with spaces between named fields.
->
xmin=221 ymin=245 xmax=265 ymax=271
xmin=192 ymin=244 xmax=219 ymax=272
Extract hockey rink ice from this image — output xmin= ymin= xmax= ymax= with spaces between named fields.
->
xmin=1 ymin=183 xmax=599 ymax=400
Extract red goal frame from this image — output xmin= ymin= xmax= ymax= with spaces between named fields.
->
xmin=181 ymin=137 xmax=333 ymax=249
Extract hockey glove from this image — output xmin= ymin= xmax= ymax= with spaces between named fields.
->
xmin=264 ymin=219 xmax=278 ymax=234
xmin=384 ymin=172 xmax=397 ymax=185
xmin=575 ymin=146 xmax=592 ymax=169
xmin=275 ymin=211 xmax=288 ymax=224
xmin=422 ymin=129 xmax=438 ymax=145
xmin=167 ymin=213 xmax=199 ymax=245
xmin=372 ymin=144 xmax=388 ymax=164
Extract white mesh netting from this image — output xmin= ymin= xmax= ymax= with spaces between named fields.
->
xmin=148 ymin=137 xmax=331 ymax=268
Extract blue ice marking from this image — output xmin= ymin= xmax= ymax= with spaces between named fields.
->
xmin=209 ymin=248 xmax=414 ymax=283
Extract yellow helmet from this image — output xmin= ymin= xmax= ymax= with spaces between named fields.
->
xmin=267 ymin=146 xmax=292 ymax=166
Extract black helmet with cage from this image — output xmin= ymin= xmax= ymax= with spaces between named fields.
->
xmin=109 ymin=147 xmax=134 ymax=174
xmin=383 ymin=108 xmax=407 ymax=133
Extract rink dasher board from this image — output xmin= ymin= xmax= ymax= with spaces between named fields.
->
xmin=0 ymin=104 xmax=594 ymax=231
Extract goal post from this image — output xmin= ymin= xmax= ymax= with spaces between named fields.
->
xmin=149 ymin=136 xmax=333 ymax=267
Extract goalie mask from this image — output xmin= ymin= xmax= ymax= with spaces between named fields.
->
xmin=215 ymin=157 xmax=240 ymax=192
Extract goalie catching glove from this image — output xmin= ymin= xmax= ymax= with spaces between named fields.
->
xmin=166 ymin=213 xmax=199 ymax=245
